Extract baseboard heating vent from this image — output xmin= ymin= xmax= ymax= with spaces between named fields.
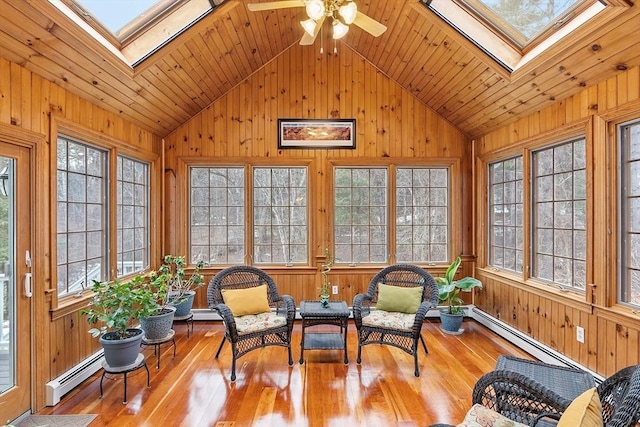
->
xmin=471 ymin=307 xmax=603 ymax=384
xmin=45 ymin=350 xmax=104 ymax=406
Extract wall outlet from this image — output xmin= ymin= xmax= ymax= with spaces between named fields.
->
xmin=332 ymin=285 xmax=339 ymax=295
xmin=576 ymin=326 xmax=585 ymax=343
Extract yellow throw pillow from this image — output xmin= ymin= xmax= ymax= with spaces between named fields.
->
xmin=557 ymin=387 xmax=603 ymax=427
xmin=376 ymin=283 xmax=422 ymax=314
xmin=221 ymin=285 xmax=271 ymax=316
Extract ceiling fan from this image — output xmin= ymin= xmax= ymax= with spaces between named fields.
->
xmin=247 ymin=0 xmax=387 ymax=46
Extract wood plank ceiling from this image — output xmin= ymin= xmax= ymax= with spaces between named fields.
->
xmin=1 ymin=0 xmax=638 ymax=139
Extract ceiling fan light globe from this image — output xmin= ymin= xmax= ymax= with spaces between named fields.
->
xmin=300 ymin=18 xmax=317 ymax=36
xmin=338 ymin=2 xmax=357 ymax=25
xmin=305 ymin=0 xmax=325 ymax=20
xmin=332 ymin=20 xmax=349 ymax=39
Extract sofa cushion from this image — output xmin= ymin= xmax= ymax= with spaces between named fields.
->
xmin=457 ymin=404 xmax=528 ymax=427
xmin=234 ymin=312 xmax=287 ymax=335
xmin=362 ymin=309 xmax=415 ymax=331
xmin=376 ymin=283 xmax=422 ymax=313
xmin=557 ymin=387 xmax=603 ymax=427
xmin=221 ymin=284 xmax=271 ymax=316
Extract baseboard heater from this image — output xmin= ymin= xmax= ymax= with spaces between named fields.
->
xmin=45 ymin=350 xmax=105 ymax=406
xmin=471 ymin=307 xmax=603 ymax=384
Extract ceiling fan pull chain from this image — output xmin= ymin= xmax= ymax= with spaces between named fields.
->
xmin=334 ymin=39 xmax=337 ymax=55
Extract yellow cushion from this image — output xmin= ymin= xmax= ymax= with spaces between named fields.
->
xmin=221 ymin=285 xmax=271 ymax=316
xmin=557 ymin=387 xmax=603 ymax=427
xmin=375 ymin=283 xmax=422 ymax=314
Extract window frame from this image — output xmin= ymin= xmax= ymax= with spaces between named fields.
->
xmin=50 ymin=117 xmax=159 ymax=314
xmin=487 ymin=155 xmax=524 ymax=273
xmin=530 ymin=136 xmax=587 ymax=291
xmin=476 ymin=119 xmax=594 ymax=302
xmin=181 ymin=158 xmax=314 ymax=267
xmin=328 ymin=158 xmax=461 ymax=267
xmin=617 ymin=117 xmax=640 ymax=310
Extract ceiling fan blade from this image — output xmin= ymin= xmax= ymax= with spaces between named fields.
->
xmin=247 ymin=0 xmax=305 ymax=12
xmin=299 ymin=16 xmax=325 ymax=46
xmin=352 ymin=11 xmax=387 ymax=37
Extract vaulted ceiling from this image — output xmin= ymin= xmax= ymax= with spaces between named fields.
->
xmin=1 ymin=0 xmax=638 ymax=139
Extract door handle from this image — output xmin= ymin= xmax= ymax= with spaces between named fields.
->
xmin=24 ymin=272 xmax=32 ymax=297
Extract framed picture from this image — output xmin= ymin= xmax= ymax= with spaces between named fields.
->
xmin=278 ymin=119 xmax=356 ymax=149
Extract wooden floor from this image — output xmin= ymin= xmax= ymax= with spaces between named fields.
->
xmin=38 ymin=319 xmax=531 ymax=426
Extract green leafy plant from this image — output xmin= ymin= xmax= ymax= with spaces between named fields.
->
xmin=155 ymin=255 xmax=205 ymax=307
xmin=319 ymin=248 xmax=334 ymax=298
xmin=81 ymin=275 xmax=161 ymax=339
xmin=435 ymin=256 xmax=483 ymax=315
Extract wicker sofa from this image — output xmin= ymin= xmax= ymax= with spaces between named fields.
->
xmin=430 ymin=359 xmax=640 ymax=427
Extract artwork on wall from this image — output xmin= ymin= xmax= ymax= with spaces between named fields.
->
xmin=278 ymin=119 xmax=356 ymax=149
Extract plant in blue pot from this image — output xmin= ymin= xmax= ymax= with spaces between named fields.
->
xmin=436 ymin=256 xmax=482 ymax=334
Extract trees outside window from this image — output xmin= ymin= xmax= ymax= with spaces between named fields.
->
xmin=619 ymin=119 xmax=640 ymax=308
xmin=56 ymin=136 xmax=107 ymax=297
xmin=116 ymin=156 xmax=150 ymax=277
xmin=531 ymin=137 xmax=586 ymax=290
xmin=489 ymin=156 xmax=523 ymax=272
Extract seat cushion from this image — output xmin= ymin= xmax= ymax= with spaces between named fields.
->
xmin=361 ymin=309 xmax=415 ymax=331
xmin=457 ymin=404 xmax=528 ymax=427
xmin=557 ymin=387 xmax=603 ymax=427
xmin=234 ymin=312 xmax=287 ymax=335
xmin=221 ymin=284 xmax=271 ymax=316
xmin=376 ymin=283 xmax=423 ymax=313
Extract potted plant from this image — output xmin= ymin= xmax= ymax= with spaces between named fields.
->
xmin=435 ymin=256 xmax=483 ymax=334
xmin=138 ymin=268 xmax=176 ymax=340
xmin=159 ymin=255 xmax=205 ymax=317
xmin=319 ymin=248 xmax=334 ymax=308
xmin=82 ymin=276 xmax=159 ymax=367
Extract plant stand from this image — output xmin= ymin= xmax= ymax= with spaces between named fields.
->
xmin=141 ymin=329 xmax=176 ymax=369
xmin=173 ymin=311 xmax=194 ymax=337
xmin=100 ymin=354 xmax=150 ymax=404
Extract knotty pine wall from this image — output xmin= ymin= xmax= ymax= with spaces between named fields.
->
xmin=0 ymin=57 xmax=162 ymax=409
xmin=474 ymin=65 xmax=640 ymax=377
xmin=162 ymin=43 xmax=474 ymax=311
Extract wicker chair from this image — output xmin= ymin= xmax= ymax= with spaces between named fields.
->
xmin=352 ymin=264 xmax=438 ymax=377
xmin=207 ymin=266 xmax=295 ymax=381
xmin=472 ymin=364 xmax=640 ymax=426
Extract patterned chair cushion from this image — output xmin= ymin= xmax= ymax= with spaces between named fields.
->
xmin=361 ymin=310 xmax=415 ymax=331
xmin=457 ymin=404 xmax=528 ymax=427
xmin=234 ymin=312 xmax=287 ymax=335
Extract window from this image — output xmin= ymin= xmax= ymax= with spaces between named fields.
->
xmin=116 ymin=156 xmax=150 ymax=277
xmin=254 ymin=167 xmax=308 ymax=264
xmin=334 ymin=166 xmax=451 ymax=265
xmin=396 ymin=167 xmax=449 ymax=263
xmin=619 ymin=119 xmax=640 ymax=308
xmin=489 ymin=156 xmax=523 ymax=272
xmin=532 ymin=137 xmax=586 ymax=289
xmin=190 ymin=167 xmax=245 ymax=264
xmin=334 ymin=168 xmax=388 ymax=264
xmin=189 ymin=166 xmax=308 ymax=265
xmin=56 ymin=136 xmax=107 ymax=297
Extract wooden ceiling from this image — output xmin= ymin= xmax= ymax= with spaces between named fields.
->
xmin=1 ymin=0 xmax=638 ymax=139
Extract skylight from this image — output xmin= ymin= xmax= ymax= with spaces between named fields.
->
xmin=423 ymin=0 xmax=607 ymax=71
xmin=458 ymin=0 xmax=589 ymax=49
xmin=58 ymin=0 xmax=218 ymax=65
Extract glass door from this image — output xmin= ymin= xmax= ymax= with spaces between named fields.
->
xmin=0 ymin=143 xmax=31 ymax=422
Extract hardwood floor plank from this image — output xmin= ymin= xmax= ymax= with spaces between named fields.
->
xmin=38 ymin=320 xmax=531 ymax=426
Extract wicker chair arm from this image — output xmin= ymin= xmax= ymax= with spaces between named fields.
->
xmin=412 ymin=301 xmax=434 ymax=335
xmin=278 ymin=294 xmax=296 ymax=321
xmin=472 ymin=370 xmax=572 ymax=425
xmin=352 ymin=293 xmax=373 ymax=327
xmin=213 ymin=303 xmax=239 ymax=337
xmin=531 ymin=412 xmax=561 ymax=426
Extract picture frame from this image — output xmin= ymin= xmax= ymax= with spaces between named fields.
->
xmin=278 ymin=119 xmax=356 ymax=149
